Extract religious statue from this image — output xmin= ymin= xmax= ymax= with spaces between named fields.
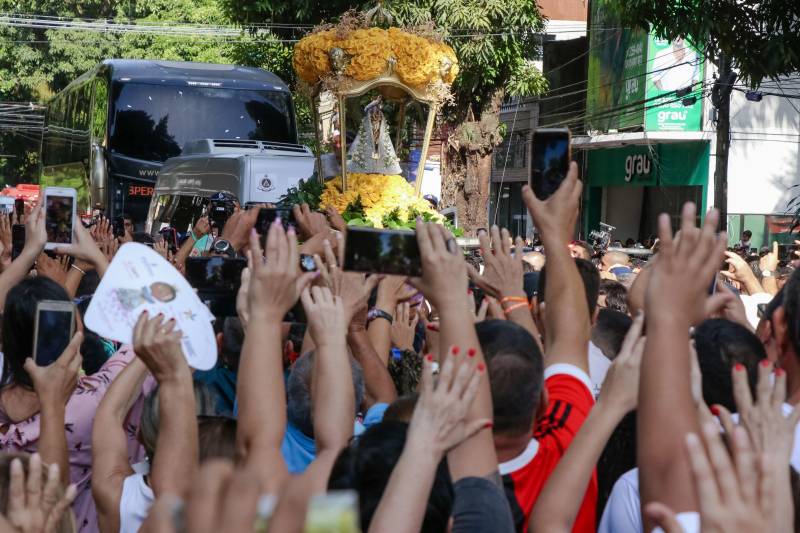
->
xmin=347 ymin=97 xmax=402 ymax=175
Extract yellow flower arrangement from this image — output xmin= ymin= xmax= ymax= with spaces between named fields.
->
xmin=320 ymin=173 xmax=441 ymax=228
xmin=293 ymin=26 xmax=459 ymax=89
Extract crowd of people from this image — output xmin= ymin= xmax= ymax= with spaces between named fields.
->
xmin=0 ymin=161 xmax=797 ymax=533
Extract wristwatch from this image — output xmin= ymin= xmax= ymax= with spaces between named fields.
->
xmin=212 ymin=239 xmax=235 ymax=257
xmin=368 ymin=308 xmax=394 ymax=324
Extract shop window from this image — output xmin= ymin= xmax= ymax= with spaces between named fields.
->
xmin=494 ymin=131 xmax=528 ymax=170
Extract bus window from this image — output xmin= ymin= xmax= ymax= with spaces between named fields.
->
xmin=91 ymin=78 xmax=109 ymax=143
xmin=152 ymin=194 xmax=205 ymax=234
xmin=109 ymin=83 xmax=296 ymax=163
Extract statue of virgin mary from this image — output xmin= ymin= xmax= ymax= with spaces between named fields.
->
xmin=347 ymin=97 xmax=402 ymax=175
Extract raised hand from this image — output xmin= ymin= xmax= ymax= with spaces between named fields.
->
xmin=597 ymin=312 xmax=644 ymax=414
xmin=154 ymin=239 xmax=170 ymax=261
xmin=645 ymin=203 xmax=727 ymax=326
xmin=193 ymin=216 xmax=211 ymax=240
xmin=522 ymin=161 xmax=581 ymax=245
xmin=412 ymin=222 xmax=467 ymax=310
xmin=54 ymin=219 xmax=107 ymax=273
xmin=406 ymin=350 xmax=488 ymax=458
xmin=24 ymin=202 xmax=47 ymax=256
xmin=325 ymin=206 xmax=348 ymax=232
xmin=235 ymin=264 xmax=251 ymax=330
xmin=645 ymin=423 xmax=773 ymax=533
xmin=721 ymin=250 xmax=763 ymax=295
xmin=35 ymin=254 xmax=68 ymax=287
xmin=300 ymin=286 xmax=348 ymax=348
xmin=221 ymin=209 xmax=259 ymax=252
xmin=4 ymin=454 xmax=77 ymax=533
xmin=246 ymin=220 xmax=316 ymax=322
xmin=0 ymin=214 xmax=11 ymax=267
xmin=315 ymin=237 xmax=381 ymax=325
xmin=469 ymin=226 xmax=525 ymax=300
xmin=132 ymin=312 xmax=187 ymax=382
xmin=24 ymin=332 xmax=83 ymax=408
xmin=293 ymin=203 xmax=330 ymax=241
xmin=390 ymin=302 xmax=418 ymax=352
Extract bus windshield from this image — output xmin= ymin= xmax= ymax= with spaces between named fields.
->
xmin=109 ymin=82 xmax=296 ymax=162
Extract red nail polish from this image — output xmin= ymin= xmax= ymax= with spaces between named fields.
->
xmin=452 ymin=346 xmax=460 ymax=355
xmin=483 ymin=422 xmax=493 ymax=429
xmin=425 ymin=354 xmax=434 ymax=362
xmin=477 ymin=362 xmax=485 ymax=372
xmin=760 ymin=359 xmax=771 ymax=368
xmin=467 ymin=348 xmax=476 ymax=357
xmin=710 ymin=405 xmax=721 ymax=416
xmin=467 ymin=289 xmax=473 ymax=295
xmin=776 ymin=368 xmax=786 ymax=377
xmin=426 ymin=323 xmax=439 ymax=332
xmin=734 ymin=363 xmax=745 ymax=371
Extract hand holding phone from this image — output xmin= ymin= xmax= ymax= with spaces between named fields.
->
xmin=256 ymin=207 xmax=297 ymax=235
xmin=530 ymin=128 xmax=571 ymax=201
xmin=33 ymin=300 xmax=76 ymax=367
xmin=43 ymin=187 xmax=77 ymax=250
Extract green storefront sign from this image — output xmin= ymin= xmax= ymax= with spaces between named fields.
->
xmin=583 ymin=142 xmax=711 ymax=234
xmin=586 ymin=2 xmax=705 ymax=132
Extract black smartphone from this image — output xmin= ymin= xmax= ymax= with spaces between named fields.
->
xmin=778 ymin=244 xmax=795 ymax=263
xmin=14 ymin=198 xmax=24 ymax=220
xmin=33 ymin=300 xmax=75 ymax=366
xmin=343 ymin=226 xmax=422 ymax=277
xmin=11 ymin=224 xmax=25 ymax=260
xmin=468 ymin=281 xmax=485 ymax=311
xmin=113 ymin=216 xmax=125 ymax=238
xmin=256 ymin=207 xmax=297 ymax=235
xmin=159 ymin=227 xmax=178 ymax=253
xmin=530 ymin=128 xmax=571 ymax=201
xmin=186 ymin=256 xmax=247 ymax=317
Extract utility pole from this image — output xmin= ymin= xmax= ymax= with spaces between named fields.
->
xmin=711 ymin=55 xmax=737 ymax=232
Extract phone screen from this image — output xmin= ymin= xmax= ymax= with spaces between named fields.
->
xmin=15 ymin=199 xmax=24 ymax=219
xmin=35 ymin=308 xmax=73 ymax=366
xmin=185 ymin=257 xmax=247 ymax=292
xmin=11 ymin=224 xmax=25 ymax=260
xmin=113 ymin=216 xmax=125 ymax=238
xmin=531 ymin=129 xmax=571 ymax=200
xmin=45 ymin=194 xmax=74 ymax=244
xmin=256 ymin=208 xmax=297 ymax=235
xmin=343 ymin=227 xmax=422 ymax=276
xmin=778 ymin=244 xmax=794 ymax=263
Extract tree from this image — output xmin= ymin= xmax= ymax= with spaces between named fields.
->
xmin=0 ymin=0 xmax=289 ymax=185
xmin=223 ymin=0 xmax=548 ymax=232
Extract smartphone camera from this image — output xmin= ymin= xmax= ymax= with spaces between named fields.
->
xmin=208 ymin=192 xmax=237 ymax=232
xmin=256 ymin=207 xmax=297 ymax=235
xmin=343 ymin=226 xmax=422 ymax=277
xmin=34 ymin=300 xmax=75 ymax=367
xmin=531 ymin=128 xmax=571 ymax=201
xmin=185 ymin=256 xmax=247 ymax=317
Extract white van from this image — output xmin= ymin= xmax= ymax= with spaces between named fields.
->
xmin=145 ymin=138 xmax=315 ymax=234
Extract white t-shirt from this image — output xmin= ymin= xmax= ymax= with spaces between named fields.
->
xmin=589 ymin=340 xmax=612 ymax=399
xmin=600 ymin=403 xmax=800 ymax=533
xmin=120 ymin=461 xmax=154 ymax=533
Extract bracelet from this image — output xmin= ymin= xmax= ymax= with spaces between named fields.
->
xmin=368 ymin=308 xmax=394 ymax=325
xmin=500 ymin=296 xmax=528 ymax=306
xmin=503 ymin=302 xmax=529 ymax=315
xmin=70 ymin=264 xmax=86 ymax=275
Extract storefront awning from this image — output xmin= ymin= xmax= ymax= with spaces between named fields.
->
xmin=572 ymin=131 xmax=713 ymax=150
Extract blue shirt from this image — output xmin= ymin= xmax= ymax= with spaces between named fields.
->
xmin=280 ymin=402 xmax=389 ymax=474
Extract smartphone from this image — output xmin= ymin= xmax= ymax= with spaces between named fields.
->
xmin=112 ymin=216 xmax=125 ymax=238
xmin=343 ymin=226 xmax=422 ymax=276
xmin=255 ymin=207 xmax=296 ymax=235
xmin=186 ymin=257 xmax=247 ymax=317
xmin=778 ymin=244 xmax=795 ymax=263
xmin=530 ymin=128 xmax=571 ymax=200
xmin=33 ymin=300 xmax=75 ymax=367
xmin=0 ymin=197 xmax=13 ymax=215
xmin=159 ymin=227 xmax=178 ymax=253
xmin=43 ymin=187 xmax=77 ymax=250
xmin=15 ymin=198 xmax=24 ymax=220
xmin=11 ymin=224 xmax=25 ymax=260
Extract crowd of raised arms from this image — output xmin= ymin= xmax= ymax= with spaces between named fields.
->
xmin=0 ymin=162 xmax=798 ymax=533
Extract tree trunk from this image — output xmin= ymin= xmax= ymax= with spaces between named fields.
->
xmin=441 ymin=92 xmax=503 ymax=235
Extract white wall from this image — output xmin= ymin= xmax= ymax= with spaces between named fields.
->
xmin=725 ymin=76 xmax=800 ymax=215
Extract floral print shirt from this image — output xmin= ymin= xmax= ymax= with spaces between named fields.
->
xmin=0 ymin=346 xmax=146 ymax=533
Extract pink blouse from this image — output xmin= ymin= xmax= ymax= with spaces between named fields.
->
xmin=0 ymin=346 xmax=146 ymax=533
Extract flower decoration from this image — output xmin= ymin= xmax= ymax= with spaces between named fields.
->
xmin=293 ymin=25 xmax=459 ymax=92
xmin=321 ymin=173 xmax=442 ymax=228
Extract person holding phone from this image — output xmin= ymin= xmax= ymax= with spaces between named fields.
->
xmin=0 ymin=265 xmax=144 ymax=533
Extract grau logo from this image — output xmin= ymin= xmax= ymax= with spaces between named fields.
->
xmin=624 ymin=154 xmax=651 ymax=182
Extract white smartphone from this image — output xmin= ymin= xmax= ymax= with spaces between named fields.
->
xmin=43 ymin=187 xmax=77 ymax=250
xmin=33 ymin=300 xmax=75 ymax=367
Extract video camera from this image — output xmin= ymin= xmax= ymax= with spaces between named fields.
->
xmin=588 ymin=222 xmax=616 ymax=252
xmin=208 ymin=192 xmax=237 ymax=232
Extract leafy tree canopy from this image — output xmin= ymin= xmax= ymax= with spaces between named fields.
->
xmin=609 ymin=0 xmax=800 ymax=85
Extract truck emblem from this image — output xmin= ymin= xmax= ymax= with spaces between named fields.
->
xmin=258 ymin=176 xmax=274 ymax=191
